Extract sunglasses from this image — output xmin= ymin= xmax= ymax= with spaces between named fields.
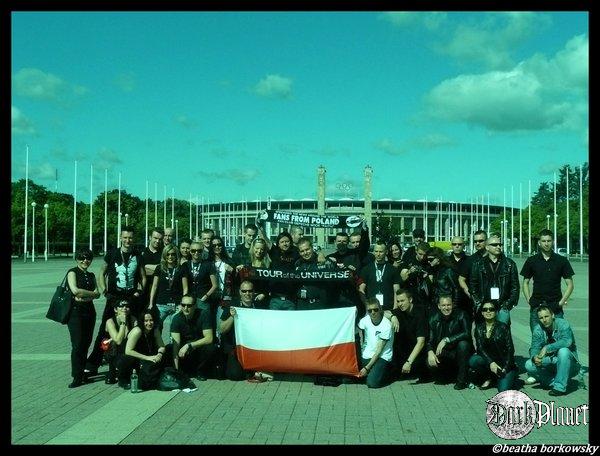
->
xmin=488 ymin=243 xmax=502 ymax=247
xmin=482 ymin=307 xmax=496 ymax=312
xmin=180 ymin=303 xmax=195 ymax=308
xmin=367 ymin=308 xmax=380 ymax=313
xmin=77 ymin=257 xmax=92 ymax=261
xmin=190 ymin=249 xmax=202 ymax=253
xmin=240 ymin=289 xmax=254 ymax=293
xmin=451 ymin=243 xmax=464 ymax=246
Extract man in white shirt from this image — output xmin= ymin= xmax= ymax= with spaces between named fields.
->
xmin=357 ymin=298 xmax=394 ymax=388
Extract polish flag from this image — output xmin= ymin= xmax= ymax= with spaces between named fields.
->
xmin=234 ymin=307 xmax=359 ymax=376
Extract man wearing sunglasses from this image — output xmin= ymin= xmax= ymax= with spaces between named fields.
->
xmin=357 ymin=298 xmax=394 ymax=388
xmin=170 ymin=294 xmax=217 ymax=380
xmin=469 ymin=233 xmax=519 ymax=325
xmin=458 ymin=230 xmax=487 ymax=311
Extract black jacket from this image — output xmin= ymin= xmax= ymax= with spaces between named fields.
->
xmin=469 ymin=255 xmax=519 ymax=312
xmin=473 ymin=321 xmax=516 ymax=371
xmin=430 ymin=265 xmax=459 ymax=307
xmin=427 ymin=308 xmax=471 ymax=352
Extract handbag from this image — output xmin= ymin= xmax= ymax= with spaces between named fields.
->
xmin=46 ymin=273 xmax=73 ymax=324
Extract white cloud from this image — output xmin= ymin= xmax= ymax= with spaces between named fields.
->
xmin=13 ymin=68 xmax=88 ymax=105
xmin=381 ymin=12 xmax=447 ymax=31
xmin=32 ymin=163 xmax=57 ymax=180
xmin=374 ymin=138 xmax=406 ymax=155
xmin=198 ymin=169 xmax=260 ymax=185
xmin=174 ymin=115 xmax=197 ymax=129
xmin=538 ymin=162 xmax=560 ymax=175
xmin=114 ymin=72 xmax=136 ymax=92
xmin=11 ymin=106 xmax=35 ymax=135
xmin=424 ymin=34 xmax=588 ymax=132
xmin=96 ymin=148 xmax=123 ymax=170
xmin=434 ymin=13 xmax=550 ymax=69
xmin=411 ymin=133 xmax=457 ymax=149
xmin=253 ymin=74 xmax=293 ymax=99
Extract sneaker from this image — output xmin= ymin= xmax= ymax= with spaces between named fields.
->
xmin=68 ymin=378 xmax=85 ymax=389
xmin=525 ymin=376 xmax=538 ymax=385
xmin=548 ymin=389 xmax=567 ymax=396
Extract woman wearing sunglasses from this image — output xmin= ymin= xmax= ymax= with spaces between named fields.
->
xmin=65 ymin=248 xmax=101 ymax=388
xmin=468 ymin=301 xmax=517 ymax=391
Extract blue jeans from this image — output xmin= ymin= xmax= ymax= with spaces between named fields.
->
xmin=361 ymin=357 xmax=391 ymax=389
xmin=525 ymin=347 xmax=579 ymax=392
xmin=157 ymin=303 xmax=178 ymax=343
xmin=469 ymin=354 xmax=516 ymax=392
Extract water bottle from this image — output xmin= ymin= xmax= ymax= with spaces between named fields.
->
xmin=130 ymin=369 xmax=139 ymax=393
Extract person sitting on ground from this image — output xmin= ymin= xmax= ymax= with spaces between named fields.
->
xmin=426 ymin=295 xmax=472 ymax=390
xmin=219 ymin=280 xmax=269 ymax=382
xmin=104 ymin=299 xmax=137 ymax=388
xmin=170 ymin=294 xmax=217 ymax=381
xmin=524 ymin=305 xmax=581 ymax=396
xmin=357 ymin=298 xmax=394 ymax=388
xmin=468 ymin=301 xmax=517 ymax=392
xmin=123 ymin=310 xmax=168 ymax=390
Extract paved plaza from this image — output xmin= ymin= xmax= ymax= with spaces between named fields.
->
xmin=11 ymin=256 xmax=590 ymax=445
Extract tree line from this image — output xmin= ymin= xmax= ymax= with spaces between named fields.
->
xmin=11 ymin=162 xmax=588 ymax=256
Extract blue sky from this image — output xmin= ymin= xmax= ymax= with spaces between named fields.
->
xmin=11 ymin=12 xmax=588 ymax=208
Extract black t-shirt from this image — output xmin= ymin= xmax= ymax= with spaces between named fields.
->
xmin=170 ymin=308 xmax=212 ymax=344
xmin=269 ymin=245 xmax=299 ymax=297
xmin=104 ymin=248 xmax=142 ymax=293
xmin=520 ymin=252 xmax=575 ymax=305
xmin=359 ymin=261 xmax=400 ymax=310
xmin=68 ymin=266 xmax=97 ymax=293
xmin=153 ymin=265 xmax=187 ymax=305
xmin=185 ymin=261 xmax=216 ymax=299
xmin=459 ymin=249 xmax=485 ymax=279
xmin=232 ymin=243 xmax=251 ymax=267
xmin=140 ymin=247 xmax=163 ymax=268
xmin=392 ymin=304 xmax=427 ymax=346
xmin=448 ymin=251 xmax=468 ymax=273
xmin=133 ymin=328 xmax=160 ymax=356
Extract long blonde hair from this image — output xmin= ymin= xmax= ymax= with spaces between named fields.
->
xmin=160 ymin=244 xmax=180 ymax=272
xmin=250 ymin=238 xmax=271 ymax=268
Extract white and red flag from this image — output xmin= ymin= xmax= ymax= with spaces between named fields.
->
xmin=234 ymin=307 xmax=359 ymax=376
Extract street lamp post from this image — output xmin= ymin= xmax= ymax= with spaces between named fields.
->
xmin=125 ymin=213 xmax=129 ymax=226
xmin=44 ymin=203 xmax=49 ymax=261
xmin=31 ymin=202 xmax=36 ymax=263
xmin=546 ymin=214 xmax=550 ymax=229
xmin=175 ymin=219 xmax=179 ymax=246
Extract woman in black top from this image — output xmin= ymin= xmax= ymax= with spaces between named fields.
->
xmin=123 ymin=311 xmax=166 ymax=390
xmin=104 ymin=300 xmax=137 ymax=387
xmin=149 ymin=244 xmax=188 ymax=333
xmin=468 ymin=301 xmax=517 ymax=391
xmin=66 ymin=248 xmax=101 ymax=388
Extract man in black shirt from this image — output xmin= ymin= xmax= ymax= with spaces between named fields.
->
xmin=458 ymin=230 xmax=487 ymax=313
xmin=426 ymin=295 xmax=472 ymax=390
xmin=401 ymin=228 xmax=426 ymax=265
xmin=359 ymin=241 xmax=400 ymax=311
xmin=448 ymin=236 xmax=470 ymax=315
xmin=232 ymin=223 xmax=257 ymax=267
xmin=390 ymin=289 xmax=428 ymax=381
xmin=85 ymin=226 xmax=146 ymax=374
xmin=521 ymin=229 xmax=575 ymax=332
xmin=140 ymin=227 xmax=164 ymax=319
xmin=171 ymin=294 xmax=217 ymax=380
xmin=326 ymin=232 xmax=362 ymax=310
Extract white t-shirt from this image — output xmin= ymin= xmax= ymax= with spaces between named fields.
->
xmin=358 ymin=315 xmax=394 ymax=362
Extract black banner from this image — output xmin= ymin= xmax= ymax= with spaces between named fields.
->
xmin=239 ymin=266 xmax=353 ymax=282
xmin=257 ymin=209 xmax=363 ymax=229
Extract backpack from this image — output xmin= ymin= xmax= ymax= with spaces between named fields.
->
xmin=158 ymin=367 xmax=194 ymax=391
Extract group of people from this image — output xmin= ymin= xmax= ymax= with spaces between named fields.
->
xmin=62 ymin=219 xmax=581 ymax=397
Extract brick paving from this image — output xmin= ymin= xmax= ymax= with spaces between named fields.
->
xmin=11 ymin=256 xmax=590 ymax=445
